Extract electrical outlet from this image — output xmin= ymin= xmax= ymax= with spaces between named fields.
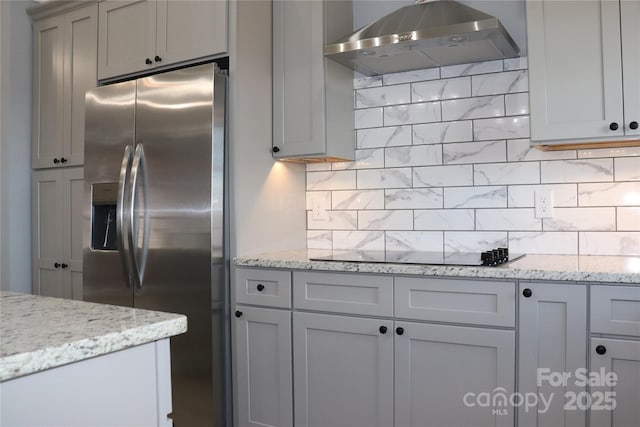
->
xmin=312 ymin=199 xmax=329 ymax=221
xmin=535 ymin=190 xmax=554 ymax=218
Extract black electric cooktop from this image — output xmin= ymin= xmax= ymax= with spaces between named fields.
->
xmin=309 ymin=249 xmax=525 ymax=267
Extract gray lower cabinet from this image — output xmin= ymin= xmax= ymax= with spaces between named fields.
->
xmin=395 ymin=322 xmax=515 ymax=427
xmin=590 ymin=338 xmax=640 ymax=427
xmin=32 ymin=167 xmax=84 ymax=299
xmin=518 ymin=282 xmax=587 ymax=427
xmin=293 ymin=312 xmax=394 ymax=427
xmin=234 ymin=306 xmax=292 ymax=427
xmin=590 ymin=285 xmax=640 ymax=427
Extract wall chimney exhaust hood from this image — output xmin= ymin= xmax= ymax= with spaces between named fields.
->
xmin=324 ymin=0 xmax=520 ymax=76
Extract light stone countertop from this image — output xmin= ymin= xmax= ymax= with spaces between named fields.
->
xmin=234 ymin=250 xmax=640 ymax=284
xmin=0 ymin=292 xmax=187 ymax=382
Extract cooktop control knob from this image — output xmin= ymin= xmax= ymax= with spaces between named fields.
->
xmin=481 ymin=251 xmax=495 ymax=266
xmin=482 ymin=247 xmax=511 ymax=266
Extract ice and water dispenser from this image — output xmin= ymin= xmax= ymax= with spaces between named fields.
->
xmin=91 ymin=183 xmax=118 ymax=251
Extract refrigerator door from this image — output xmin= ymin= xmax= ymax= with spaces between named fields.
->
xmin=83 ymin=81 xmax=136 ymax=307
xmin=134 ymin=63 xmax=226 ymax=426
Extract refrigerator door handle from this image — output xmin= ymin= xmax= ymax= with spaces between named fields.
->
xmin=116 ymin=145 xmax=134 ymax=287
xmin=128 ymin=143 xmax=149 ymax=290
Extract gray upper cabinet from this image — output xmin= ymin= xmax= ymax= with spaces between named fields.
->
xmin=98 ymin=0 xmax=227 ymax=80
xmin=526 ymin=0 xmax=640 ymax=145
xmin=32 ymin=4 xmax=97 ymax=169
xmin=272 ymin=0 xmax=354 ymax=161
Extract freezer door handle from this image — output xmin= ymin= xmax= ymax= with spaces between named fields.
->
xmin=128 ymin=143 xmax=149 ymax=290
xmin=116 ymin=145 xmax=134 ymax=287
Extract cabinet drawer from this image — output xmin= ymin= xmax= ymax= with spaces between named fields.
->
xmin=591 ymin=285 xmax=640 ymax=337
xmin=235 ymin=268 xmax=291 ymax=308
xmin=293 ymin=272 xmax=393 ymax=316
xmin=395 ymin=277 xmax=515 ymax=327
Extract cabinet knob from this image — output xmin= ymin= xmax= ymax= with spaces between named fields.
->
xmin=53 ymin=158 xmax=60 ymax=164
xmin=145 ymin=58 xmax=153 ymax=65
xmin=379 ymin=326 xmax=388 ymax=334
xmin=396 ymin=327 xmax=404 ymax=335
xmin=54 ymin=262 xmax=61 ymax=268
xmin=61 ymin=263 xmax=68 ymax=269
xmin=595 ymin=345 xmax=607 ymax=355
xmin=272 ymin=146 xmax=280 ymax=153
xmin=522 ymin=288 xmax=532 ymax=298
xmin=154 ymin=55 xmax=162 ymax=63
xmin=60 ymin=157 xmax=67 ymax=164
xmin=235 ymin=310 xmax=243 ymax=318
xmin=630 ymin=121 xmax=639 ymax=130
xmin=256 ymin=284 xmax=265 ymax=291
xmin=609 ymin=122 xmax=619 ymax=131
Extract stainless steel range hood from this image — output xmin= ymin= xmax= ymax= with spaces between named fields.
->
xmin=324 ymin=0 xmax=520 ymax=76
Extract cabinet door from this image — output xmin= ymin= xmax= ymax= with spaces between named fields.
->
xmin=621 ymin=0 xmax=640 ymax=136
xmin=32 ymin=15 xmax=64 ymax=169
xmin=590 ymin=338 xmax=640 ymax=427
xmin=235 ymin=307 xmax=292 ymax=427
xmin=32 ymin=170 xmax=64 ymax=297
xmin=63 ymin=5 xmax=97 ymax=167
xmin=98 ymin=0 xmax=156 ymax=80
xmin=156 ymin=0 xmax=227 ymax=66
xmin=63 ymin=168 xmax=85 ymax=300
xmin=293 ymin=312 xmax=393 ymax=427
xmin=526 ymin=0 xmax=625 ymax=142
xmin=272 ymin=0 xmax=326 ymax=157
xmin=518 ymin=282 xmax=587 ymax=427
xmin=395 ymin=322 xmax=515 ymax=427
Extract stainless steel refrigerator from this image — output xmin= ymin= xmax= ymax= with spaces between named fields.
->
xmin=83 ymin=63 xmax=229 ymax=427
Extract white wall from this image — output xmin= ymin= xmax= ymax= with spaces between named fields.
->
xmin=0 ymin=0 xmax=33 ymax=293
xmin=228 ymin=0 xmax=306 ymax=257
xmin=353 ymin=0 xmax=527 ymax=56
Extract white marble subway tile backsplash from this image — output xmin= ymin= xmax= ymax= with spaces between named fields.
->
xmin=474 ymin=162 xmax=540 ymax=185
xmin=413 ymin=121 xmax=473 ymax=145
xmin=306 ymin=57 xmax=640 ymax=256
xmin=540 ymin=159 xmax=613 ymax=183
xmin=357 ymin=126 xmax=411 ymax=149
xmin=471 ymin=70 xmax=528 ymax=96
xmin=414 ymin=209 xmax=475 ymax=230
xmin=332 ymin=190 xmax=384 ymax=210
xmin=617 ymin=207 xmax=640 ymax=231
xmin=443 ymin=140 xmax=506 ymax=164
xmin=411 ymin=77 xmax=471 ymax=102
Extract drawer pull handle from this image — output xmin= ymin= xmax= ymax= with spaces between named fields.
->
xmin=256 ymin=284 xmax=265 ymax=292
xmin=145 ymin=58 xmax=153 ymax=65
xmin=54 ymin=262 xmax=61 ymax=268
xmin=235 ymin=310 xmax=243 ymax=318
xmin=609 ymin=122 xmax=619 ymax=131
xmin=630 ymin=121 xmax=639 ymax=130
xmin=595 ymin=345 xmax=606 ymax=355
xmin=379 ymin=326 xmax=387 ymax=334
xmin=53 ymin=158 xmax=60 ymax=164
xmin=396 ymin=327 xmax=404 ymax=336
xmin=522 ymin=288 xmax=532 ymax=298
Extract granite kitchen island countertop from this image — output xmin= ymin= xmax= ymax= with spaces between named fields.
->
xmin=234 ymin=250 xmax=640 ymax=284
xmin=0 ymin=291 xmax=187 ymax=382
